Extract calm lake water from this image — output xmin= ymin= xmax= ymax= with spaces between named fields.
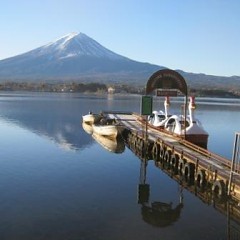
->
xmin=0 ymin=92 xmax=240 ymax=240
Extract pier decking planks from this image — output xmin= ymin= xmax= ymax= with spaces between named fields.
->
xmin=107 ymin=111 xmax=240 ymax=201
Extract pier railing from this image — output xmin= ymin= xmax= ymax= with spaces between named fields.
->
xmin=228 ymin=132 xmax=240 ymax=195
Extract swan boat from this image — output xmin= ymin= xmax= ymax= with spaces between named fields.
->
xmin=164 ymin=96 xmax=208 ymax=148
xmin=148 ymin=96 xmax=171 ymax=128
xmin=146 ymin=96 xmax=208 ymax=148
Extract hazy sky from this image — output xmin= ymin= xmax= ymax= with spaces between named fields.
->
xmin=0 ymin=0 xmax=239 ymax=76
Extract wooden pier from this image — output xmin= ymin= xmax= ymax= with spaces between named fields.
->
xmin=85 ymin=69 xmax=240 ymax=232
xmin=106 ymin=111 xmax=240 ymax=204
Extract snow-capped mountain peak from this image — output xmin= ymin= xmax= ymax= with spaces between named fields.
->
xmin=0 ymin=31 xmax=161 ymax=82
xmin=50 ymin=32 xmax=80 ymax=49
xmin=38 ymin=32 xmax=126 ymax=60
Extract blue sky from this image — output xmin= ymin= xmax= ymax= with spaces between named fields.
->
xmin=0 ymin=0 xmax=239 ymax=76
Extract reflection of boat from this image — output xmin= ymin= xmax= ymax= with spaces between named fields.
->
xmin=148 ymin=96 xmax=171 ymax=128
xmin=92 ymin=133 xmax=125 ymax=153
xmin=82 ymin=122 xmax=93 ymax=135
xmin=82 ymin=112 xmax=101 ymax=124
xmin=164 ymin=96 xmax=208 ymax=148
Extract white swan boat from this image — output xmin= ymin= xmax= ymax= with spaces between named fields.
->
xmin=164 ymin=96 xmax=208 ymax=148
xmin=148 ymin=97 xmax=171 ymax=128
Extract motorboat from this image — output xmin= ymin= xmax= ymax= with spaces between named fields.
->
xmin=92 ymin=133 xmax=125 ymax=153
xmin=82 ymin=112 xmax=101 ymax=124
xmin=92 ymin=124 xmax=118 ymax=138
xmin=92 ymin=118 xmax=123 ymax=139
xmin=148 ymin=97 xmax=171 ymax=128
xmin=164 ymin=96 xmax=208 ymax=148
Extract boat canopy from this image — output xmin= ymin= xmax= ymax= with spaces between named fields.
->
xmin=145 ymin=69 xmax=188 ymax=96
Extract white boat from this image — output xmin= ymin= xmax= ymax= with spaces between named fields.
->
xmin=164 ymin=96 xmax=208 ymax=148
xmin=92 ymin=123 xmax=119 ymax=139
xmin=92 ymin=117 xmax=123 ymax=139
xmin=148 ymin=97 xmax=171 ymax=128
xmin=82 ymin=122 xmax=93 ymax=135
xmin=92 ymin=133 xmax=125 ymax=153
xmin=82 ymin=112 xmax=101 ymax=124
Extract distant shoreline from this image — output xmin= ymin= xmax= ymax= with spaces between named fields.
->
xmin=0 ymin=81 xmax=239 ymax=98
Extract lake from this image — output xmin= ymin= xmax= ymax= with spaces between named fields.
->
xmin=0 ymin=92 xmax=239 ymax=240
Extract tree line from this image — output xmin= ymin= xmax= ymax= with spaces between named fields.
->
xmin=0 ymin=81 xmax=239 ymax=97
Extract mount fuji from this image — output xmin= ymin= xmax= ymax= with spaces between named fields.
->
xmin=0 ymin=32 xmax=162 ymax=83
xmin=0 ymin=32 xmax=239 ymax=89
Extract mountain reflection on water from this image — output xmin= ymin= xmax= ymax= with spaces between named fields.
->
xmin=2 ymin=92 xmax=240 ymax=157
xmin=0 ymin=92 xmax=96 ymax=151
xmin=0 ymin=92 xmax=141 ymax=151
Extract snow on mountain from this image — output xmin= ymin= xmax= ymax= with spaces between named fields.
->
xmin=28 ymin=32 xmax=128 ymax=61
xmin=0 ymin=32 xmax=162 ymax=82
xmin=0 ymin=32 xmax=239 ymax=88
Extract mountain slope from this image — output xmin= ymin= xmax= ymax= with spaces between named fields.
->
xmin=0 ymin=32 xmax=162 ymax=82
xmin=0 ymin=32 xmax=239 ymax=89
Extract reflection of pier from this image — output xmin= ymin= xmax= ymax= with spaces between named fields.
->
xmin=122 ymin=131 xmax=240 ymax=238
xmin=138 ymin=157 xmax=184 ymax=227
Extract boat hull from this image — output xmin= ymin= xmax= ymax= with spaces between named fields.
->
xmin=92 ymin=124 xmax=120 ymax=138
xmin=184 ymin=134 xmax=208 ymax=149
